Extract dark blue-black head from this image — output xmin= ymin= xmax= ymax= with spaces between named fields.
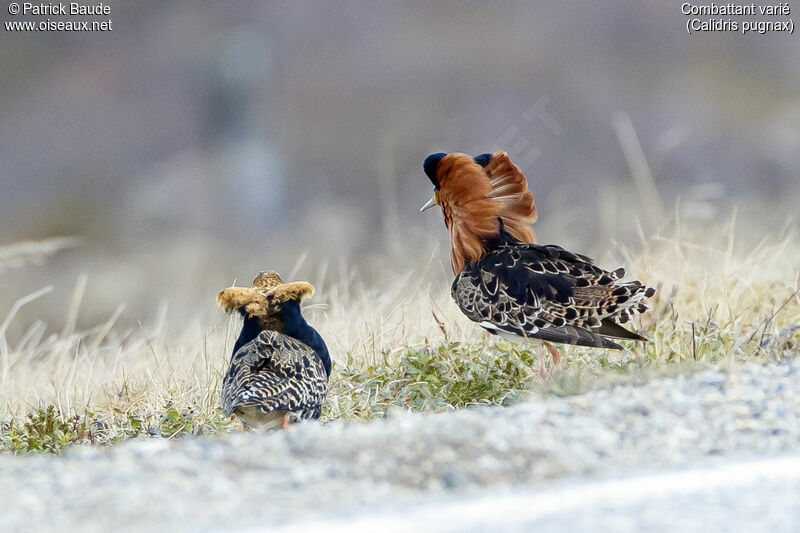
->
xmin=423 ymin=152 xmax=446 ymax=189
xmin=473 ymin=153 xmax=492 ymax=168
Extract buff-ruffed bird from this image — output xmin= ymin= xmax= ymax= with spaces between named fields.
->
xmin=420 ymin=151 xmax=655 ymax=365
xmin=217 ymin=271 xmax=331 ymax=429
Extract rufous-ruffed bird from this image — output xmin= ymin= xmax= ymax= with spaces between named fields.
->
xmin=420 ymin=151 xmax=655 ymax=365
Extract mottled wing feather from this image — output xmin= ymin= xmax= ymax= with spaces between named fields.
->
xmin=221 ymin=330 xmax=328 ymax=420
xmin=452 ymin=241 xmax=655 ymax=349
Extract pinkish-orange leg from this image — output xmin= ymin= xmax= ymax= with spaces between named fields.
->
xmin=543 ymin=341 xmax=561 ymax=366
xmin=280 ymin=413 xmax=290 ymax=430
xmin=539 ymin=361 xmax=551 ymax=382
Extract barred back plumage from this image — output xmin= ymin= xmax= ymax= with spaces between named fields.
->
xmin=453 ymin=228 xmax=655 ymax=349
xmin=220 ymin=330 xmax=328 ymax=427
xmin=217 ymin=271 xmax=330 ymax=429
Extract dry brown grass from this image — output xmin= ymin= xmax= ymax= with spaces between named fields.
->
xmin=1 ymin=215 xmax=798 ymax=452
xmin=0 ymin=237 xmax=79 ymax=273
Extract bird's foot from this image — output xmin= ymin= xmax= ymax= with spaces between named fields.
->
xmin=539 ymin=360 xmax=552 ymax=382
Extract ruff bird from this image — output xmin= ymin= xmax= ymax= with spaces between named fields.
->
xmin=421 ymin=151 xmax=655 ymax=364
xmin=217 ymin=271 xmax=331 ymax=429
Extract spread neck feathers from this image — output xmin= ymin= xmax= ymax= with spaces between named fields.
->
xmin=218 ymin=272 xmax=328 ymax=373
xmin=217 ymin=272 xmax=315 ymax=331
xmin=434 ymin=151 xmax=537 ymax=274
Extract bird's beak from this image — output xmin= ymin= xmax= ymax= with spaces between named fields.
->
xmin=420 ymin=192 xmax=438 ymax=212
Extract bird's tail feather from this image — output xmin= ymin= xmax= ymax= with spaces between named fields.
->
xmin=596 ymin=318 xmax=648 ymax=341
xmin=497 ymin=324 xmax=623 ymax=350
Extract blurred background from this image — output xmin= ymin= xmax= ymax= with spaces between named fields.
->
xmin=1 ymin=0 xmax=799 ymax=336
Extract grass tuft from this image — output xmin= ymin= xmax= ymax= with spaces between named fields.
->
xmin=1 ymin=402 xmax=238 ymax=454
xmin=325 ymin=341 xmax=537 ymax=420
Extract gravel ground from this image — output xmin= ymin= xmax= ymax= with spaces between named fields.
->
xmin=2 ymin=359 xmax=800 ymax=532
